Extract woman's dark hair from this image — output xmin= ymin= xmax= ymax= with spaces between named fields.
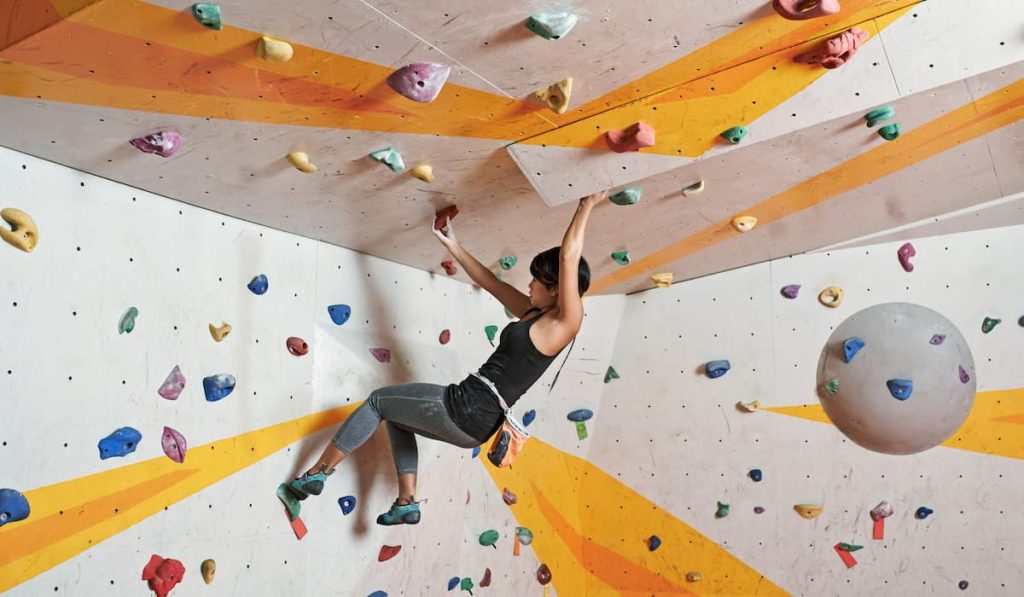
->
xmin=529 ymin=247 xmax=590 ymax=296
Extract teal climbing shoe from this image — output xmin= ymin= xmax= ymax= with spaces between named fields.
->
xmin=286 ymin=471 xmax=328 ymax=501
xmin=376 ymin=499 xmax=421 ymax=526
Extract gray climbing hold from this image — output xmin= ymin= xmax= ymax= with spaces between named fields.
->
xmin=609 ymin=188 xmax=642 ymax=206
xmin=705 ymin=360 xmax=731 ymax=378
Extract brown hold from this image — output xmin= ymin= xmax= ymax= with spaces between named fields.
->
xmin=605 ymin=121 xmax=656 ymax=153
xmin=536 ymin=563 xmax=552 ymax=585
xmin=378 ymin=544 xmax=401 ymax=562
xmin=209 ymin=322 xmax=232 ymax=342
xmin=439 ymin=329 xmax=451 ymax=344
xmin=502 ymin=488 xmax=518 ymax=505
xmin=200 ymin=559 xmax=216 ymax=584
xmin=480 ymin=567 xmax=492 ymax=587
xmin=434 ymin=205 xmax=459 ymax=230
xmin=286 ymin=337 xmax=308 ymax=356
xmin=441 ymin=260 xmax=457 ymax=276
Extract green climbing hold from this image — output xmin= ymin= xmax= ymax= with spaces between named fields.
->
xmin=608 ymin=188 xmax=642 ymax=206
xmin=720 ymin=126 xmax=748 ymax=144
xmin=611 ymin=250 xmax=630 ymax=265
xmin=191 ymin=3 xmax=222 ymax=30
xmin=982 ymin=317 xmax=1001 ymax=333
xmin=369 ymin=147 xmax=405 ymax=172
xmin=516 ymin=526 xmax=534 ymax=545
xmin=485 ymin=325 xmax=499 ymax=345
xmin=825 ymin=378 xmax=840 ymax=395
xmin=119 ymin=307 xmax=139 ymax=334
xmin=499 ymin=256 xmax=518 ymax=270
xmin=838 ymin=543 xmax=864 ymax=552
xmin=877 ymin=123 xmax=901 ymax=141
xmin=479 ymin=529 xmax=499 ymax=548
xmin=460 ymin=577 xmax=474 ymax=595
xmin=715 ymin=501 xmax=730 ymax=518
xmin=576 ymin=421 xmax=588 ymax=440
xmin=525 ymin=9 xmax=578 ymax=40
xmin=604 ymin=366 xmax=620 ymax=383
xmin=864 ymin=105 xmax=895 ymax=127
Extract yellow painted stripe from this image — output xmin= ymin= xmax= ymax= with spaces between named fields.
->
xmin=764 ymin=388 xmax=1024 ymax=460
xmin=588 ymin=75 xmax=1024 ymax=293
xmin=0 ymin=405 xmax=356 ymax=592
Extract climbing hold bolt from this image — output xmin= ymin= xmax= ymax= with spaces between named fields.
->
xmin=781 ymin=284 xmax=801 ymax=299
xmin=411 ymin=164 xmax=434 ymax=183
xmin=286 ymin=152 xmax=316 ymax=173
xmin=915 ymin=506 xmax=934 ymax=519
xmin=499 ymin=256 xmax=518 ymax=270
xmin=878 ymin=123 xmax=901 ymax=141
xmin=611 ymin=250 xmax=630 ymax=265
xmin=731 ymin=215 xmax=757 ymax=232
xmin=485 ymin=325 xmax=499 ymax=346
xmin=369 ymin=147 xmax=405 ymax=172
xmin=370 ymin=348 xmax=391 ymax=363
xmin=605 ymin=121 xmax=656 ymax=153
xmin=842 ymin=337 xmax=865 ymax=363
xmin=886 ymin=378 xmax=913 ymax=400
xmin=532 ymin=78 xmax=573 ymax=114
xmin=502 ymin=488 xmax=517 ymax=505
xmin=0 ymin=488 xmax=30 ymax=527
xmin=897 ymin=242 xmax=916 ymax=272
xmin=286 ymin=337 xmax=308 ymax=356
xmin=378 ymin=544 xmax=401 ymax=562
xmin=338 ymin=495 xmax=356 ymax=515
xmin=682 ymin=180 xmax=705 ymax=197
xmin=795 ymin=28 xmax=868 ymax=69
xmin=870 ymin=501 xmax=893 ymax=521
xmin=720 ymin=126 xmax=748 ymax=144
xmin=98 ymin=427 xmax=142 ymax=459
xmin=439 ymin=329 xmax=451 ymax=345
xmin=864 ymin=105 xmax=895 ymax=128
xmin=604 ymin=366 xmax=620 ymax=383
xmin=825 ymin=377 xmax=840 ymax=395
xmin=479 ymin=529 xmax=499 ymax=548
xmin=930 ymin=334 xmax=946 ymax=345
xmin=772 ymin=0 xmax=841 ymax=20
xmin=161 ymin=426 xmax=187 ymax=463
xmin=203 ymin=374 xmax=235 ymax=401
xmin=737 ymin=400 xmax=761 ymax=412
xmin=328 ymin=304 xmax=351 ymax=325
xmin=191 ymin=3 xmax=222 ymax=29
xmin=387 ymin=62 xmax=451 ymax=103
xmin=715 ymin=501 xmax=730 ymax=518
xmin=959 ymin=365 xmax=970 ymax=384
xmin=651 ymin=273 xmax=673 ymax=288
xmin=818 ymin=286 xmax=844 ymax=308
xmin=648 ymin=535 xmax=661 ymax=551
xmin=794 ymin=504 xmax=823 ymax=519
xmin=525 ymin=9 xmax=578 ymax=40
xmin=142 ymin=555 xmax=185 ymax=597
xmin=258 ymin=36 xmax=293 ymax=62
xmin=749 ymin=468 xmax=763 ymax=482
xmin=686 ymin=572 xmax=703 ymax=582
xmin=982 ymin=317 xmax=1001 ymax=333
xmin=131 ymin=131 xmax=183 ymax=158
xmin=536 ymin=563 xmax=552 ymax=585
xmin=609 ymin=187 xmax=643 ymax=206
xmin=523 ymin=409 xmax=536 ymax=426
xmin=158 ymin=365 xmax=186 ymax=400
xmin=247 ymin=274 xmax=268 ymax=295
xmin=119 ymin=307 xmax=139 ymax=334
xmin=209 ymin=322 xmax=232 ymax=342
xmin=0 ymin=208 xmax=38 ymax=252
xmin=200 ymin=559 xmax=215 ymax=584
xmin=705 ymin=360 xmax=731 ymax=379
xmin=434 ymin=205 xmax=459 ymax=230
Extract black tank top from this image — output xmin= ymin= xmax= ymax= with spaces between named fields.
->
xmin=444 ymin=307 xmax=563 ymax=442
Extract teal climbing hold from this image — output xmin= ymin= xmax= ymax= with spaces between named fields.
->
xmin=715 ymin=501 xmax=730 ymax=518
xmin=369 ymin=147 xmax=405 ymax=172
xmin=499 ymin=256 xmax=517 ymax=271
xmin=604 ymin=366 xmax=620 ymax=383
xmin=191 ymin=3 xmax=222 ymax=30
xmin=479 ymin=529 xmax=499 ymax=548
xmin=982 ymin=317 xmax=1001 ymax=333
xmin=878 ymin=123 xmax=901 ymax=141
xmin=484 ymin=325 xmax=499 ymax=346
xmin=864 ymin=105 xmax=895 ymax=127
xmin=720 ymin=126 xmax=748 ymax=144
xmin=525 ymin=9 xmax=578 ymax=40
xmin=609 ymin=188 xmax=642 ymax=206
xmin=611 ymin=250 xmax=630 ymax=265
xmin=516 ymin=526 xmax=534 ymax=545
xmin=118 ymin=306 xmax=139 ymax=334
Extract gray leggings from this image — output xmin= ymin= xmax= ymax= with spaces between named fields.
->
xmin=331 ymin=383 xmax=481 ymax=475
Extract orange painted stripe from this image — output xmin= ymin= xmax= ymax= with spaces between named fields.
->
xmin=588 ymin=76 xmax=1024 ymax=293
xmin=0 ymin=0 xmax=99 ymax=48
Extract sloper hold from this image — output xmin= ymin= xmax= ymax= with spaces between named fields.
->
xmin=611 ymin=250 xmax=630 ymax=265
xmin=604 ymin=366 xmax=620 ymax=382
xmin=651 ymin=272 xmax=673 ymax=288
xmin=516 ymin=526 xmax=534 ymax=545
xmin=203 ymin=374 xmax=236 ymax=401
xmin=328 ymin=304 xmax=351 ymax=325
xmin=532 ymin=78 xmax=573 ymax=114
xmin=982 ymin=317 xmax=1001 ymax=333
xmin=795 ymin=28 xmax=868 ymax=69
xmin=191 ymin=3 xmax=222 ymax=29
xmin=448 ymin=577 xmax=460 ymax=590
xmin=479 ymin=529 xmax=499 ymax=548
xmin=720 ymin=125 xmax=748 ymax=144
xmin=609 ymin=188 xmax=642 ymax=206
xmin=705 ymin=360 xmax=731 ymax=378
xmin=387 ymin=62 xmax=451 ymax=103
xmin=0 ymin=207 xmax=38 ymax=252
xmin=369 ymin=147 xmax=405 ymax=172
xmin=338 ymin=495 xmax=356 ymax=515
xmin=141 ymin=554 xmax=185 ymax=597
xmin=870 ymin=501 xmax=893 ymax=521
xmin=370 ymin=348 xmax=391 ymax=363
xmin=200 ymin=559 xmax=215 ymax=584
xmin=98 ymin=427 xmax=142 ymax=459
xmin=130 ymin=131 xmax=183 ymax=157
xmin=731 ymin=215 xmax=757 ymax=232
xmin=378 ymin=544 xmax=401 ymax=562
xmin=286 ymin=152 xmax=316 ymax=173
xmin=411 ymin=164 xmax=434 ymax=183
xmin=258 ymin=36 xmax=293 ymax=62
xmin=878 ymin=123 xmax=901 ymax=141
xmin=0 ymin=488 xmax=30 ymax=527
xmin=842 ymin=337 xmax=865 ymax=363
xmin=209 ymin=321 xmax=231 ymax=341
xmin=749 ymin=468 xmax=763 ymax=482
xmin=247 ymin=274 xmax=268 ymax=295
xmin=794 ymin=504 xmax=823 ymax=519
xmin=119 ymin=307 xmax=139 ymax=334
xmin=886 ymin=378 xmax=913 ymax=400
xmin=780 ymin=284 xmax=801 ymax=299
xmin=525 ymin=9 xmax=578 ymax=40
xmin=161 ymin=426 xmax=187 ymax=463
xmin=772 ymin=0 xmax=840 ymax=20
xmin=864 ymin=105 xmax=895 ymax=127
xmin=682 ymin=180 xmax=705 ymax=197
xmin=286 ymin=337 xmax=309 ymax=356
xmin=567 ymin=409 xmax=593 ymax=422
xmin=499 ymin=255 xmax=518 ymax=270
xmin=158 ymin=365 xmax=186 ymax=400
xmin=818 ymin=286 xmax=844 ymax=308
xmin=434 ymin=205 xmax=459 ymax=230
xmin=605 ymin=121 xmax=656 ymax=152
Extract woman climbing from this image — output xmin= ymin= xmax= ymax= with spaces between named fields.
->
xmin=280 ymin=190 xmax=605 ymax=525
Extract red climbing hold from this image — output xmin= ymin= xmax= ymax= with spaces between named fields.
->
xmin=480 ymin=568 xmax=492 ymax=588
xmin=378 ymin=544 xmax=401 ymax=562
xmin=370 ymin=348 xmax=391 ymax=363
xmin=605 ymin=121 xmax=656 ymax=153
xmin=441 ymin=260 xmax=457 ymax=276
xmin=434 ymin=205 xmax=459 ymax=230
xmin=439 ymin=329 xmax=451 ymax=345
xmin=141 ymin=554 xmax=185 ymax=597
xmin=536 ymin=563 xmax=552 ymax=585
xmin=286 ymin=337 xmax=309 ymax=356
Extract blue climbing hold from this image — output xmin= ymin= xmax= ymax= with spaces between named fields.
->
xmin=843 ymin=337 xmax=865 ymax=363
xmin=368 ymin=591 xmax=388 ymax=597
xmin=338 ymin=495 xmax=357 ymax=515
xmin=448 ymin=576 xmax=460 ymax=591
xmin=247 ymin=274 xmax=268 ymax=295
xmin=523 ymin=409 xmax=536 ymax=427
xmin=1018 ymin=315 xmax=1024 ymax=327
xmin=98 ymin=427 xmax=142 ymax=460
xmin=567 ymin=409 xmax=593 ymax=422
xmin=705 ymin=360 xmax=731 ymax=378
xmin=915 ymin=506 xmax=934 ymax=519
xmin=887 ymin=378 xmax=913 ymax=400
xmin=749 ymin=468 xmax=763 ymax=482
xmin=471 ymin=446 xmax=480 ymax=459
xmin=328 ymin=304 xmax=352 ymax=325
xmin=648 ymin=535 xmax=661 ymax=551
xmin=203 ymin=374 xmax=236 ymax=402
xmin=0 ymin=488 xmax=30 ymax=527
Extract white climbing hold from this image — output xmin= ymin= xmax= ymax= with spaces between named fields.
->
xmin=287 ymin=152 xmax=317 ymax=173
xmin=258 ymin=36 xmax=294 ymax=62
xmin=731 ymin=215 xmax=757 ymax=232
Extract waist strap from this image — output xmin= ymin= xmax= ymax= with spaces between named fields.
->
xmin=471 ymin=371 xmax=511 ymax=412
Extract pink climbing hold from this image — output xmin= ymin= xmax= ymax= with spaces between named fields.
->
xmin=773 ymin=0 xmax=841 ymax=20
xmin=441 ymin=260 xmax=457 ymax=276
xmin=897 ymin=242 xmax=916 ymax=272
xmin=161 ymin=426 xmax=188 ymax=463
xmin=795 ymin=28 xmax=869 ymax=69
xmin=141 ymin=554 xmax=185 ymax=597
xmin=370 ymin=348 xmax=391 ymax=363
xmin=605 ymin=121 xmax=656 ymax=153
xmin=130 ymin=131 xmax=183 ymax=158
xmin=387 ymin=62 xmax=451 ymax=103
xmin=502 ymin=488 xmax=518 ymax=505
xmin=439 ymin=329 xmax=451 ymax=345
xmin=158 ymin=365 xmax=186 ymax=400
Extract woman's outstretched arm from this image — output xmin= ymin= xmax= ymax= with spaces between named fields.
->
xmin=554 ymin=191 xmax=605 ymax=328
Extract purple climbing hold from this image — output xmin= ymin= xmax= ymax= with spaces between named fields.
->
xmin=387 ymin=62 xmax=451 ymax=103
xmin=959 ymin=365 xmax=971 ymax=384
xmin=523 ymin=409 xmax=536 ymax=426
xmin=930 ymin=334 xmax=946 ymax=345
xmin=130 ymin=131 xmax=182 ymax=157
xmin=203 ymin=374 xmax=236 ymax=401
xmin=843 ymin=337 xmax=865 ymax=363
xmin=338 ymin=495 xmax=356 ymax=515
xmin=0 ymin=488 xmax=30 ymax=527
xmin=161 ymin=426 xmax=187 ymax=463
xmin=370 ymin=348 xmax=391 ymax=363
xmin=780 ymin=284 xmax=801 ymax=299
xmin=98 ymin=427 xmax=142 ymax=459
xmin=753 ymin=506 xmax=765 ymax=514
xmin=897 ymin=242 xmax=916 ymax=272
xmin=158 ymin=365 xmax=186 ymax=400
xmin=958 ymin=580 xmax=969 ymax=590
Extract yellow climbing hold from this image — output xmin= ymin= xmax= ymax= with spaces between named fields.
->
xmin=818 ymin=286 xmax=844 ymax=308
xmin=209 ymin=321 xmax=232 ymax=342
xmin=651 ymin=273 xmax=673 ymax=288
xmin=794 ymin=504 xmax=824 ymax=519
xmin=682 ymin=180 xmax=705 ymax=197
xmin=737 ymin=400 xmax=761 ymax=412
xmin=287 ymin=152 xmax=317 ymax=173
xmin=0 ymin=207 xmax=38 ymax=252
xmin=411 ymin=164 xmax=435 ymax=183
xmin=201 ymin=559 xmax=216 ymax=584
xmin=532 ymin=78 xmax=573 ymax=114
xmin=731 ymin=215 xmax=757 ymax=232
xmin=258 ymin=36 xmax=294 ymax=62
xmin=686 ymin=572 xmax=703 ymax=582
